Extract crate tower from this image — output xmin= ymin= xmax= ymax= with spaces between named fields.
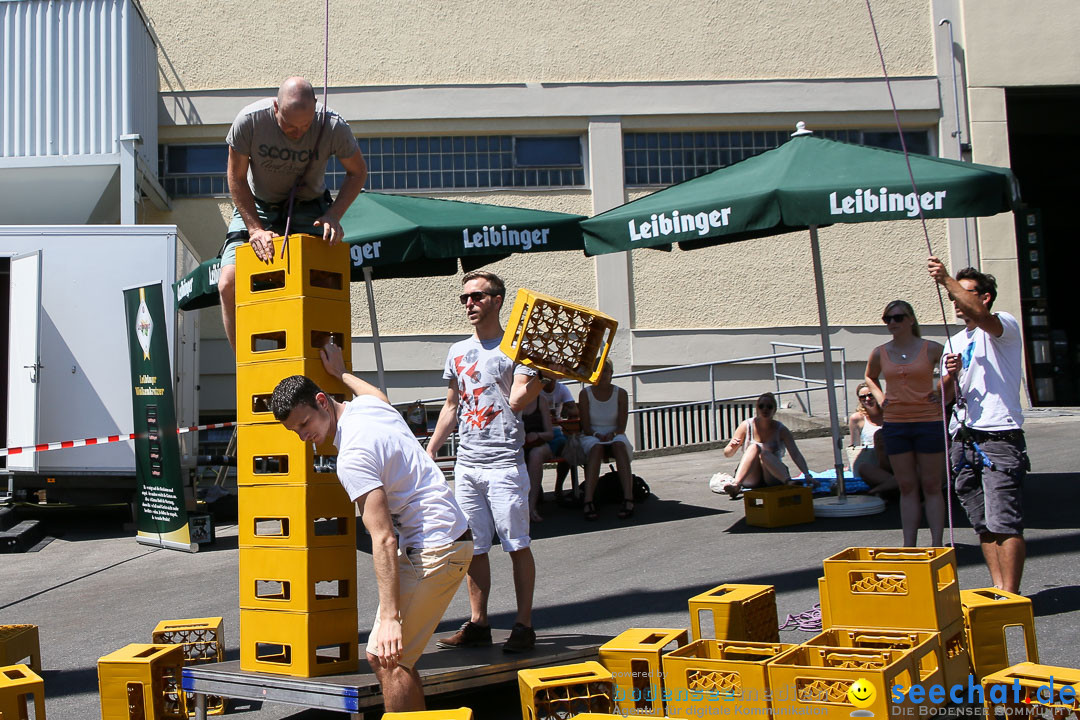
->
xmin=234 ymin=234 xmax=359 ymax=677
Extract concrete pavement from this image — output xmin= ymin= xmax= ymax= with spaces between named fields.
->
xmin=2 ymin=409 xmax=1078 ymax=719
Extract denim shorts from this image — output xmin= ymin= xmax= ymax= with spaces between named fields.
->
xmin=882 ymin=421 xmax=946 ymax=455
xmin=220 ymin=191 xmax=332 ymax=266
xmin=950 ymin=432 xmax=1027 ymax=536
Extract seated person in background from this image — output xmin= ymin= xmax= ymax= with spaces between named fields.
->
xmin=848 ymin=381 xmax=897 ymax=496
xmin=579 ymin=360 xmax=635 ymax=521
xmin=540 ymin=376 xmax=580 ymax=505
xmin=522 ymin=394 xmax=555 ymax=523
xmin=720 ymin=392 xmax=811 ymax=499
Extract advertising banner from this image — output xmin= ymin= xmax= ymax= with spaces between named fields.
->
xmin=123 ymin=283 xmax=195 ymax=552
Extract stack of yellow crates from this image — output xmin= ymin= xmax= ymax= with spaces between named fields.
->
xmin=799 ymin=546 xmax=971 ymax=719
xmin=234 ymin=234 xmax=359 ymax=677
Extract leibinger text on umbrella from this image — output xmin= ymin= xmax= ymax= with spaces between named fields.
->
xmin=830 ymin=188 xmax=948 ymax=218
xmin=627 ymin=208 xmax=733 ymax=241
xmin=349 ymin=241 xmax=383 ymax=265
xmin=462 ymin=226 xmax=551 ymax=251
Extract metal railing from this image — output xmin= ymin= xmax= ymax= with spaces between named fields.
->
xmin=399 ymin=344 xmax=849 ymax=455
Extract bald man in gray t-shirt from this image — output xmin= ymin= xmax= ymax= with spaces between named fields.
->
xmin=217 ymin=76 xmax=367 ymax=351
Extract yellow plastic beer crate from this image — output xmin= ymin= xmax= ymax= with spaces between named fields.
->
xmin=661 ymin=639 xmax=795 ymax=719
xmin=235 ymin=234 xmax=350 ymax=306
xmin=238 ymin=483 xmax=356 ymax=549
xmin=688 ymin=584 xmax=779 ymax=642
xmin=0 ymin=664 xmax=45 ymax=720
xmin=938 ymin=618 xmax=974 ymax=690
xmin=767 ymin=645 xmax=917 ymax=720
xmin=234 ymin=357 xmax=351 ymax=425
xmin=236 ymin=423 xmax=338 ymax=486
xmin=982 ymin=663 xmax=1080 ymax=720
xmin=803 ymin=627 xmax=943 ymax=688
xmin=98 ymin=644 xmax=187 ymax=720
xmin=817 ymin=577 xmax=832 ymax=629
xmin=235 ymin=296 xmax=351 ymax=366
xmin=599 ymin=628 xmax=688 ymax=717
xmin=240 ymin=607 xmax=359 ymax=677
xmin=960 ymin=588 xmax=1039 ymax=681
xmin=151 ymin=618 xmax=225 ymax=716
xmin=518 ymin=661 xmax=616 ymax=720
xmin=500 ymin=289 xmax=617 ymax=384
xmin=0 ymin=625 xmax=40 ymax=673
xmin=744 ymin=485 xmax=814 ymax=528
xmin=239 ymin=545 xmax=357 ymax=612
xmin=822 ymin=547 xmax=962 ymax=631
xmin=383 ymin=710 xmax=473 ymax=719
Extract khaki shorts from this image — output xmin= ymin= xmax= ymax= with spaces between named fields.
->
xmin=367 ymin=540 xmax=472 ymax=669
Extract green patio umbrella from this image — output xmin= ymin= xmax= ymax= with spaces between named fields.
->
xmin=582 ymin=124 xmax=1020 ymax=514
xmin=175 ymin=191 xmax=587 ymax=391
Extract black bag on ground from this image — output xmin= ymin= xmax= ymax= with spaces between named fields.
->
xmin=594 ymin=464 xmax=653 ymax=504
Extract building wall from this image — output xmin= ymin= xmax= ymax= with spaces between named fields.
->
xmin=142 ymin=0 xmax=934 ymax=89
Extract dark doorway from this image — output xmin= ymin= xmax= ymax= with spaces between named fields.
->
xmin=1 ymin=256 xmax=9 ymax=468
xmin=1006 ymin=87 xmax=1080 ymax=406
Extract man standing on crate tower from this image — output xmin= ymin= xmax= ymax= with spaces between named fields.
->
xmin=929 ymin=257 xmax=1029 ymax=594
xmin=427 ymin=270 xmax=545 ymax=653
xmin=217 ymin=76 xmax=368 ymax=351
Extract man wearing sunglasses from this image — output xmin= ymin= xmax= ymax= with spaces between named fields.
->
xmin=928 ymin=256 xmax=1028 ymax=593
xmin=426 ymin=270 xmax=543 ymax=653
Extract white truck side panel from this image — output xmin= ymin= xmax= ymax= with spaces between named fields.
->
xmin=1 ymin=225 xmax=199 ymax=474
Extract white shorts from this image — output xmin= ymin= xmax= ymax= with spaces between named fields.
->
xmin=580 ymin=433 xmax=633 ymax=457
xmin=454 ymin=463 xmax=531 ymax=554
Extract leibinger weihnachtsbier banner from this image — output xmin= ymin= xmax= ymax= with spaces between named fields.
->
xmin=124 ymin=283 xmax=195 ymax=552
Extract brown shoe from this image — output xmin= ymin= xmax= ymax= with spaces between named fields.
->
xmin=436 ymin=621 xmax=492 ymax=649
xmin=502 ymin=622 xmax=536 ymax=653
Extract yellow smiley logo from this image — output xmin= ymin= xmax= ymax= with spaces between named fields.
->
xmin=848 ymin=678 xmax=876 ymax=709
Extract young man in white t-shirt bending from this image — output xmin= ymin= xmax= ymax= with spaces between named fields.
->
xmin=929 ymin=257 xmax=1029 ymax=593
xmin=426 ymin=270 xmax=544 ymax=653
xmin=271 ymin=342 xmax=471 ymax=712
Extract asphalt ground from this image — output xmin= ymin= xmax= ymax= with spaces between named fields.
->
xmin=2 ymin=409 xmax=1078 ymax=719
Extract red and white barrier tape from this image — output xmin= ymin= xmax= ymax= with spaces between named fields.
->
xmin=0 ymin=422 xmax=236 ymax=458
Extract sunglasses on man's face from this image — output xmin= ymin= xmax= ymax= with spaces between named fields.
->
xmin=882 ymin=313 xmax=908 ymax=324
xmin=459 ymin=291 xmax=496 ymax=305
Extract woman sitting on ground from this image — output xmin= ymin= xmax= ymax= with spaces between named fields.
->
xmin=865 ymin=299 xmax=952 ymax=547
xmin=522 ymin=394 xmax=555 ymax=523
xmin=579 ymin=360 xmax=635 ymax=521
xmin=720 ymin=392 xmax=811 ymax=498
xmin=848 ymin=381 xmax=897 ymax=496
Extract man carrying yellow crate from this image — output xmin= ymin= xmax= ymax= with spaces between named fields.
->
xmin=270 ymin=342 xmax=471 ymax=712
xmin=427 ymin=270 xmax=545 ymax=654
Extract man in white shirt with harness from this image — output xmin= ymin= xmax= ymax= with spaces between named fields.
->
xmin=271 ymin=342 xmax=470 ymax=712
xmin=929 ymin=257 xmax=1029 ymax=593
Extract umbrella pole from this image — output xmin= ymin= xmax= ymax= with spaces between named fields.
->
xmin=362 ymin=266 xmax=388 ymax=395
xmin=808 ymin=225 xmax=848 ymax=502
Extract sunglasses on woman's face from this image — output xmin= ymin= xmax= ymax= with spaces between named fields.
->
xmin=882 ymin=313 xmax=908 ymax=324
xmin=758 ymin=403 xmax=775 ymax=411
xmin=859 ymin=394 xmax=875 ymax=402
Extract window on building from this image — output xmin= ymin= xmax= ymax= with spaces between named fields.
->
xmin=623 ymin=129 xmax=932 ymax=187
xmin=160 ymin=135 xmax=586 ymax=198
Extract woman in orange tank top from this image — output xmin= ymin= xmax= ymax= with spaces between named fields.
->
xmin=865 ymin=300 xmax=948 ymax=547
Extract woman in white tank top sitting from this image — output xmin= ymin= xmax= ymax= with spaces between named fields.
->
xmin=579 ymin=360 xmax=635 ymax=521
xmin=719 ymin=392 xmax=811 ymax=499
xmin=847 ymin=381 xmax=897 ymax=496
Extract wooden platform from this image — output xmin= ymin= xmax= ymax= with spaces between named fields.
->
xmin=182 ymin=630 xmax=605 ymax=718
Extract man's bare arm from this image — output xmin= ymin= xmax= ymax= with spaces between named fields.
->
xmin=426 ymin=381 xmax=459 ymax=459
xmin=356 ymin=487 xmax=402 ymax=668
xmin=508 ymin=372 xmax=542 ymax=413
xmin=227 ymin=147 xmax=274 ymax=261
xmin=320 ymin=343 xmax=388 ymax=404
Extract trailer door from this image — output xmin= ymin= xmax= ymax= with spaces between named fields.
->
xmin=6 ymin=251 xmax=42 ymax=472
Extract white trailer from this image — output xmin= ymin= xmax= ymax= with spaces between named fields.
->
xmin=2 ymin=225 xmax=200 ymax=503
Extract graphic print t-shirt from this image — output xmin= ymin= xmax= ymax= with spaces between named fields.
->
xmin=443 ymin=336 xmax=537 ymax=468
xmin=226 ymin=98 xmax=359 ymax=202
